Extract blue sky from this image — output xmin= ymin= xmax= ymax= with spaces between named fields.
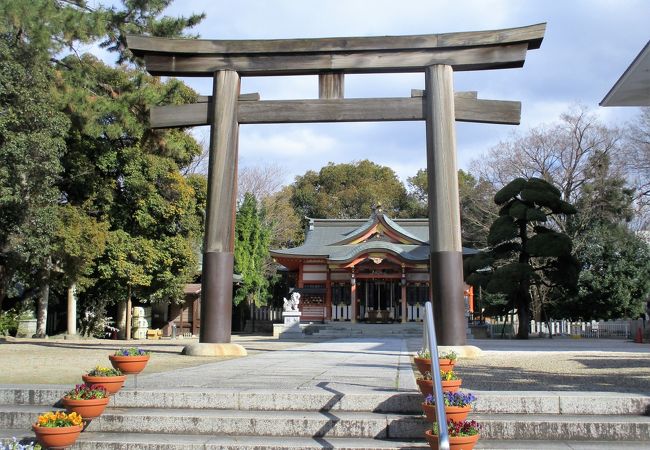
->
xmin=93 ymin=0 xmax=650 ymax=184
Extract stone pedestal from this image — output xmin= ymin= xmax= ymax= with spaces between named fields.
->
xmin=283 ymin=310 xmax=300 ymax=325
xmin=16 ymin=319 xmax=37 ymax=338
xmin=278 ymin=311 xmax=302 ymax=339
xmin=182 ymin=343 xmax=247 ymax=357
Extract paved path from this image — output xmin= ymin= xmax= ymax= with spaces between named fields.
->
xmin=136 ymin=338 xmax=417 ymax=392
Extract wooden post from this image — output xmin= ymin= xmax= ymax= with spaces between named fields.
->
xmin=350 ymin=269 xmax=357 ymax=323
xmin=66 ymin=284 xmax=76 ymax=335
xmin=192 ymin=298 xmax=199 ymax=336
xmin=201 ymin=70 xmax=240 ymax=344
xmin=319 ymin=72 xmax=344 ymax=99
xmin=424 ymin=64 xmax=466 ymax=346
xmin=325 ymin=268 xmax=332 ymax=320
xmin=401 ymin=270 xmax=407 ymax=324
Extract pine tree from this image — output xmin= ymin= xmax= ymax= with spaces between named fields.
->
xmin=464 ymin=178 xmax=579 ymax=339
xmin=1 ymin=0 xmax=205 ymax=336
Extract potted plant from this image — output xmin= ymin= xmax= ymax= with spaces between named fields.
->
xmin=414 ymin=349 xmax=457 ymax=374
xmin=82 ymin=366 xmax=126 ymax=395
xmin=1 ymin=437 xmax=42 ymax=449
xmin=32 ymin=411 xmax=83 ymax=449
xmin=109 ymin=347 xmax=151 ymax=374
xmin=421 ymin=391 xmax=477 ymax=423
xmin=62 ymin=383 xmax=110 ymax=421
xmin=416 ymin=370 xmax=462 ymax=396
xmin=424 ymin=419 xmax=481 ymax=450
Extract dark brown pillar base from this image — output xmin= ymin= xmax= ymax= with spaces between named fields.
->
xmin=200 ymin=251 xmax=234 ymax=343
xmin=430 ymin=251 xmax=466 ymax=346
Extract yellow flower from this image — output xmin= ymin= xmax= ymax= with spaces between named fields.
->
xmin=68 ymin=412 xmax=83 ymax=426
xmin=35 ymin=410 xmax=83 ymax=427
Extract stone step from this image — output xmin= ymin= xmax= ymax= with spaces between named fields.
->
xmin=476 ymin=441 xmax=650 ymax=449
xmin=2 ymin=388 xmax=649 ymax=416
xmin=1 ymin=429 xmax=429 ymax=449
xmin=4 ymin=405 xmax=650 ymax=441
xmin=0 ymin=388 xmax=422 ymax=413
xmin=0 ymin=405 xmax=421 ymax=439
xmin=2 ymin=429 xmax=650 ymax=450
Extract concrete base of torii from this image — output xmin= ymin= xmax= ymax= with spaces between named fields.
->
xmin=182 ymin=343 xmax=248 ymax=357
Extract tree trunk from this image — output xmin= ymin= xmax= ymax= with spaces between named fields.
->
xmin=116 ymin=301 xmax=127 ymax=340
xmin=125 ymin=285 xmax=132 ymax=340
xmin=35 ymin=262 xmax=50 ymax=338
xmin=0 ymin=264 xmax=6 ymax=310
xmin=516 ymin=291 xmax=530 ymax=339
xmin=517 ymin=219 xmax=530 ymax=339
xmin=66 ymin=283 xmax=77 ymax=335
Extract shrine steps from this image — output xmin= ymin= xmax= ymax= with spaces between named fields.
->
xmin=302 ymin=322 xmax=424 ymax=338
xmin=2 ymin=388 xmax=650 ymax=449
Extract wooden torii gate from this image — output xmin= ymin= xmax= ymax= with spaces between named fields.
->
xmin=127 ymin=23 xmax=545 ymax=352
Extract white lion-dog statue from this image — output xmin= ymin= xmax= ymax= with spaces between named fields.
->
xmin=283 ymin=291 xmax=301 ymax=312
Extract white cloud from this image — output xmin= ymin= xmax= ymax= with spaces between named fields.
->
xmin=134 ymin=0 xmax=650 ymax=183
xmin=241 ymin=126 xmax=337 ymax=158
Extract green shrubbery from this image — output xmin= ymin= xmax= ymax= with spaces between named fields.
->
xmin=0 ymin=310 xmax=19 ymax=336
xmin=0 ymin=309 xmax=35 ymax=336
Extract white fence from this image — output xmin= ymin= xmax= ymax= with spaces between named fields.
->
xmin=330 ymin=304 xmax=427 ymax=322
xmin=487 ymin=319 xmax=631 ymax=339
xmin=251 ymin=304 xmax=430 ymax=322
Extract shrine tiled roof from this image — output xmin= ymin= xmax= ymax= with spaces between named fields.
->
xmin=270 ymin=211 xmax=476 ymax=263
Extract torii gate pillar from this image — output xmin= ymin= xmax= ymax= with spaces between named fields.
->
xmin=425 ymin=65 xmax=466 ymax=345
xmin=184 ymin=70 xmax=247 ymax=356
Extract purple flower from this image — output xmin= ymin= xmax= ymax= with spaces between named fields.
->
xmin=423 ymin=391 xmax=477 ymax=407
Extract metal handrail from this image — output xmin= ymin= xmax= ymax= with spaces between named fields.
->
xmin=423 ymin=301 xmax=450 ymax=450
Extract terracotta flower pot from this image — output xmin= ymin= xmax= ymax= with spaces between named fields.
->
xmin=32 ymin=424 xmax=83 ymax=449
xmin=414 ymin=357 xmax=431 ymax=374
xmin=442 ymin=379 xmax=462 ymax=393
xmin=109 ymin=354 xmax=150 ymax=375
xmin=414 ymin=357 xmax=456 ymax=375
xmin=63 ymin=396 xmax=110 ymax=420
xmin=417 ymin=379 xmax=433 ymax=396
xmin=439 ymin=358 xmax=456 ymax=372
xmin=416 ymin=378 xmax=462 ymax=396
xmin=424 ymin=429 xmax=480 ymax=450
xmin=421 ymin=403 xmax=472 ymax=423
xmin=81 ymin=375 xmax=126 ymax=395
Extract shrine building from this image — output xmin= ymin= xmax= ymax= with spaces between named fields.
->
xmin=271 ymin=207 xmax=476 ymax=323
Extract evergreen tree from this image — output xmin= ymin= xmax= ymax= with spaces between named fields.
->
xmin=1 ymin=0 xmax=205 ymax=336
xmin=59 ymin=55 xmax=203 ymax=337
xmin=553 ymin=224 xmax=650 ymax=320
xmin=464 ymin=178 xmax=579 ymax=339
xmin=234 ymin=193 xmax=272 ymax=307
xmin=0 ymin=32 xmax=68 ymax=335
xmin=291 ymin=160 xmax=409 ymax=219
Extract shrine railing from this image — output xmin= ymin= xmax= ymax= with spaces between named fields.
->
xmin=422 ymin=301 xmax=449 ymax=450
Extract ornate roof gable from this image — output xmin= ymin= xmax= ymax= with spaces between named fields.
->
xmin=335 ymin=207 xmax=426 ymax=246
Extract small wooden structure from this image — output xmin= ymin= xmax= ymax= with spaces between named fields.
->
xmin=127 ymin=23 xmax=545 ymax=346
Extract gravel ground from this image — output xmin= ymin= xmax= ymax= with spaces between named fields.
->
xmin=0 ymin=335 xmax=313 ymax=385
xmin=2 ymin=334 xmax=649 ymax=393
xmin=408 ymin=337 xmax=650 ymax=394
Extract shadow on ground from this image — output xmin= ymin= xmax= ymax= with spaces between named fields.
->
xmin=460 ymin=355 xmax=650 ymax=394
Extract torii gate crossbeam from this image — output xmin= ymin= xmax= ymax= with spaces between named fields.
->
xmin=127 ymin=23 xmax=545 ymax=353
